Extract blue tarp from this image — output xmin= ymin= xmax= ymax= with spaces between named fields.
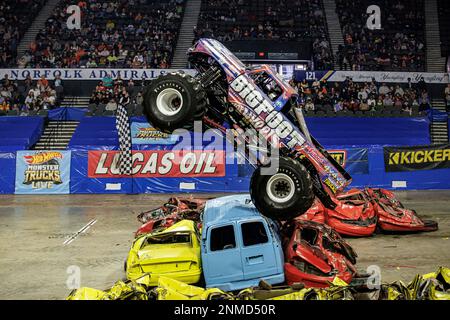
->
xmin=0 ymin=152 xmax=16 ymax=194
xmin=48 ymin=107 xmax=87 ymax=121
xmin=305 ymin=117 xmax=430 ymax=147
xmin=68 ymin=117 xmax=119 ymax=150
xmin=0 ymin=116 xmax=44 ymax=151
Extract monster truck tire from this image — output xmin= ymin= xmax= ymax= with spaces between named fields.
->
xmin=143 ymin=72 xmax=207 ymax=132
xmin=250 ymin=157 xmax=314 ymax=220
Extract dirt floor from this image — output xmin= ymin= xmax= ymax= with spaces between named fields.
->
xmin=0 ymin=190 xmax=449 ymax=300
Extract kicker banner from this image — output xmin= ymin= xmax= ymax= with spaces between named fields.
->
xmin=131 ymin=123 xmax=179 ymax=145
xmin=88 ymin=150 xmax=226 ymax=178
xmin=384 ymin=144 xmax=450 ymax=172
xmin=15 ymin=150 xmax=71 ymax=194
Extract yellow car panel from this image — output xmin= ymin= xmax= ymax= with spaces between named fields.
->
xmin=126 ymin=220 xmax=202 ymax=286
xmin=155 ymin=277 xmax=233 ymax=300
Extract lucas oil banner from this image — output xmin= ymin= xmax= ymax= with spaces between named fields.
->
xmin=131 ymin=123 xmax=179 ymax=145
xmin=384 ymin=144 xmax=450 ymax=172
xmin=88 ymin=150 xmax=226 ymax=178
xmin=15 ymin=151 xmax=71 ymax=194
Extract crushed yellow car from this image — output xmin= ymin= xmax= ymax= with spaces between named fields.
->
xmin=125 ymin=220 xmax=202 ymax=286
xmin=381 ymin=266 xmax=450 ymax=300
xmin=67 ymin=274 xmax=151 ymax=300
xmin=154 ymin=276 xmax=233 ymax=300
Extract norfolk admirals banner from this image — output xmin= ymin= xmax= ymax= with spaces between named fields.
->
xmin=384 ymin=144 xmax=450 ymax=172
xmin=15 ymin=151 xmax=71 ymax=194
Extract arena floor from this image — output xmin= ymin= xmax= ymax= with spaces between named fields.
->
xmin=0 ymin=190 xmax=449 ymax=300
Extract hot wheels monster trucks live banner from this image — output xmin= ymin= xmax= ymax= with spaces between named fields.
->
xmin=14 ymin=150 xmax=71 ymax=194
xmin=384 ymin=144 xmax=450 ymax=172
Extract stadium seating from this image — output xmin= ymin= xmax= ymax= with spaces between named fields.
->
xmin=19 ymin=0 xmax=185 ymax=68
xmin=335 ymin=0 xmax=426 ymax=71
xmin=0 ymin=0 xmax=46 ymax=67
xmin=196 ymin=0 xmax=333 ymax=69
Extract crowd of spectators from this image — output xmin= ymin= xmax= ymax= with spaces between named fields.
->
xmin=0 ymin=74 xmax=63 ymax=115
xmin=0 ymin=0 xmax=46 ymax=67
xmin=18 ymin=0 xmax=185 ymax=69
xmin=89 ymin=74 xmax=144 ymax=112
xmin=335 ymin=0 xmax=426 ymax=71
xmin=290 ymin=76 xmax=430 ymax=115
xmin=195 ymin=0 xmax=333 ymax=70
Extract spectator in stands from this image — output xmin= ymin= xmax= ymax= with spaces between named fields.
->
xmin=379 ymin=83 xmax=390 ymax=95
xmin=105 ymin=98 xmax=118 ymax=111
xmin=37 ymin=75 xmax=49 ymax=91
xmin=305 ymin=98 xmax=315 ymax=111
xmin=445 ymin=84 xmax=450 ymax=106
xmin=24 ymin=91 xmax=36 ymax=110
xmin=135 ymin=91 xmax=144 ymax=105
xmin=103 ymin=74 xmax=113 ymax=88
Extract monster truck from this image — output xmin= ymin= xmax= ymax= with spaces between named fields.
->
xmin=143 ymin=38 xmax=352 ymax=220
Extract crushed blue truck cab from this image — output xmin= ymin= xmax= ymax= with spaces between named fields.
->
xmin=201 ymin=195 xmax=285 ymax=291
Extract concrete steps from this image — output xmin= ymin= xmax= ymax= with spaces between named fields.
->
xmin=34 ymin=121 xmax=79 ymax=150
xmin=171 ymin=0 xmax=202 ymax=68
xmin=322 ymin=0 xmax=344 ymax=70
xmin=60 ymin=96 xmax=91 ymax=108
xmin=425 ymin=0 xmax=446 ymax=72
xmin=430 ymin=99 xmax=449 ymax=144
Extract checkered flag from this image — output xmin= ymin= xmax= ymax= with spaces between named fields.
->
xmin=115 ymin=104 xmax=133 ymax=175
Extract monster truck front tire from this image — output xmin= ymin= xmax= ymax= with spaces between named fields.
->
xmin=250 ymin=157 xmax=314 ymax=220
xmin=143 ymin=72 xmax=207 ymax=132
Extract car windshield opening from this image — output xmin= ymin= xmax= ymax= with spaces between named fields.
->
xmin=144 ymin=231 xmax=191 ymax=245
xmin=299 ymin=228 xmax=318 ymax=245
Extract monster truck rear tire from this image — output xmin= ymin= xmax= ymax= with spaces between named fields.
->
xmin=250 ymin=157 xmax=314 ymax=220
xmin=143 ymin=72 xmax=207 ymax=132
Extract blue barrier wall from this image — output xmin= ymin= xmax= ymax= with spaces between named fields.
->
xmin=0 ymin=152 xmax=16 ymax=194
xmin=0 ymin=116 xmax=44 ymax=152
xmin=0 ymin=116 xmax=448 ymax=194
xmin=305 ymin=117 xmax=430 ymax=147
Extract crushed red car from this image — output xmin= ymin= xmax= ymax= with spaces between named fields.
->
xmin=365 ymin=188 xmax=438 ymax=233
xmin=282 ymin=220 xmax=366 ymax=288
xmin=327 ymin=189 xmax=377 ymax=237
xmin=301 ymin=188 xmax=438 ymax=236
xmin=135 ymin=197 xmax=205 ymax=236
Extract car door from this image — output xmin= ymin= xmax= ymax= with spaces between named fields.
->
xmin=202 ymin=223 xmax=244 ymax=286
xmin=238 ymin=219 xmax=280 ymax=281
